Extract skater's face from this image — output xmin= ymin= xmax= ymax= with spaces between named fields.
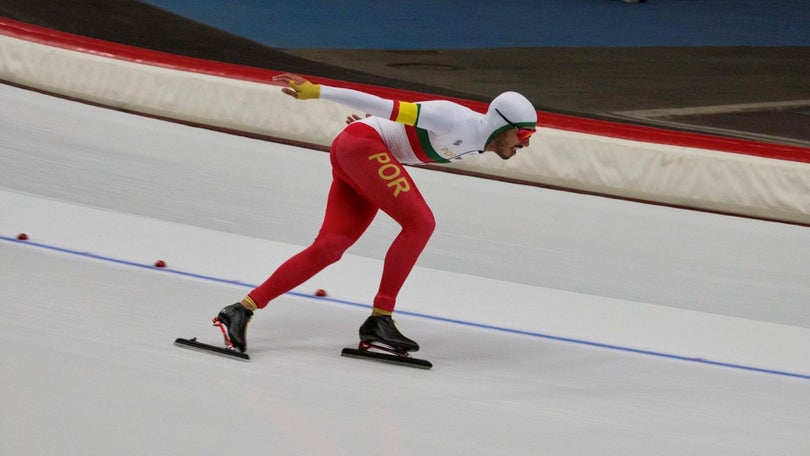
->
xmin=489 ymin=107 xmax=535 ymax=160
xmin=489 ymin=128 xmax=532 ymax=160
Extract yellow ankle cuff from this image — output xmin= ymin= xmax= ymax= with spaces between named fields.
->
xmin=242 ymin=296 xmax=258 ymax=311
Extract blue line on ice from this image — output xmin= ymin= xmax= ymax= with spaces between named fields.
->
xmin=5 ymin=234 xmax=808 ymax=381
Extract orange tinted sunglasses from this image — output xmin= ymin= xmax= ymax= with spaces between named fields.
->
xmin=495 ymin=108 xmax=536 ymax=141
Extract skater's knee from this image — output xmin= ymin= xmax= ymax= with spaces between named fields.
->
xmin=406 ymin=210 xmax=436 ymax=240
xmin=311 ymin=232 xmax=356 ymax=263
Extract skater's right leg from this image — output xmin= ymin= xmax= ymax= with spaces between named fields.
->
xmin=216 ymin=178 xmax=375 ymax=351
xmin=245 ymin=177 xmax=377 ymax=310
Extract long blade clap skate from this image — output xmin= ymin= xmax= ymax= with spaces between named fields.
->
xmin=344 ymin=315 xmax=434 ymax=368
xmin=342 ymin=339 xmax=432 ymax=369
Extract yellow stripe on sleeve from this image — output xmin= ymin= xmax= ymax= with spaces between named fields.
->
xmin=395 ymin=101 xmax=419 ymax=126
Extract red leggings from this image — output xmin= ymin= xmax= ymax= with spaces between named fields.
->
xmin=247 ymin=123 xmax=435 ymax=313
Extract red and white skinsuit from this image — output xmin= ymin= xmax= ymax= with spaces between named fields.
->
xmin=244 ymin=83 xmax=537 ymax=315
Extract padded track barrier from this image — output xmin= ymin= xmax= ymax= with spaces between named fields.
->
xmin=1 ymin=17 xmax=808 ymax=225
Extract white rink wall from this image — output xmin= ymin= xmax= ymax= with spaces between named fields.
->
xmin=1 ymin=19 xmax=809 ymax=225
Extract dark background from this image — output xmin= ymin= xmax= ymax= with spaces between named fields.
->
xmin=2 ymin=0 xmax=808 ymax=145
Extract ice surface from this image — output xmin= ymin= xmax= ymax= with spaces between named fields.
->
xmin=1 ymin=84 xmax=809 ymax=455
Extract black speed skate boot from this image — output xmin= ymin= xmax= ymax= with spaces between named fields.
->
xmin=359 ymin=315 xmax=419 ymax=353
xmin=213 ymin=303 xmax=253 ymax=353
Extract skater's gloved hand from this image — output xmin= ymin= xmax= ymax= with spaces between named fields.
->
xmin=272 ymin=73 xmax=321 ymax=100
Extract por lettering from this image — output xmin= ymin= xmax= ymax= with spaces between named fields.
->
xmin=368 ymin=152 xmax=411 ymax=197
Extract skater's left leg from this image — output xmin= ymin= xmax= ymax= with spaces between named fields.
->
xmin=370 ymin=196 xmax=435 ymax=315
xmin=332 ymin=142 xmax=436 ymax=316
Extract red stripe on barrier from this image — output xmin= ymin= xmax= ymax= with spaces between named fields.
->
xmin=1 ymin=16 xmax=808 ymax=163
xmin=0 ymin=16 xmax=278 ymax=84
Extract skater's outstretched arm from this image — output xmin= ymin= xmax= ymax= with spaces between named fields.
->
xmin=271 ymin=73 xmax=457 ymax=134
xmin=272 ymin=72 xmax=398 ymax=119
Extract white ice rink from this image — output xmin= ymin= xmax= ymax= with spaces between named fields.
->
xmin=2 ymin=83 xmax=809 ymax=455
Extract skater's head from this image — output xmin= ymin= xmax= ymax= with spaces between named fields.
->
xmin=483 ymin=91 xmax=537 ymax=160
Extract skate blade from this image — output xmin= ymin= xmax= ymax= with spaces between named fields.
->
xmin=342 ymin=345 xmax=432 ymax=370
xmin=174 ymin=337 xmax=250 ymax=361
